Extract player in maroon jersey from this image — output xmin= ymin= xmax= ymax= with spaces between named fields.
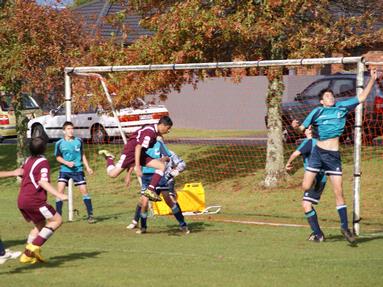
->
xmin=11 ymin=137 xmax=68 ymax=264
xmin=99 ymin=116 xmax=173 ymax=202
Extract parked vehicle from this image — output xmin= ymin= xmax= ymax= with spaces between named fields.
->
xmin=0 ymin=93 xmax=42 ymax=142
xmin=27 ymin=98 xmax=169 ymax=143
xmin=277 ymin=73 xmax=383 ymax=143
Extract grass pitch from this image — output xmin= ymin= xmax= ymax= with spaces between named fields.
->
xmin=0 ymin=143 xmax=383 ymax=287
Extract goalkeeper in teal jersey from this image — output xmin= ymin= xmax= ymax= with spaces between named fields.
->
xmin=125 ymin=137 xmax=189 ymax=234
xmin=286 ymin=127 xmax=327 ymax=242
xmin=292 ymin=68 xmax=378 ymax=244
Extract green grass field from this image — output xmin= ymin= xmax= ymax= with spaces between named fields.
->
xmin=0 ymin=142 xmax=383 ymax=287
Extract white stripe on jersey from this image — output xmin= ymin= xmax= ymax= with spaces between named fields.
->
xmin=136 ymin=126 xmax=156 ymax=143
xmin=29 ymin=157 xmax=48 ymax=189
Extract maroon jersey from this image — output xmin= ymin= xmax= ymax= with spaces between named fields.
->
xmin=116 ymin=124 xmax=158 ymax=169
xmin=18 ymin=156 xmax=50 ymax=209
xmin=123 ymin=124 xmax=158 ymax=154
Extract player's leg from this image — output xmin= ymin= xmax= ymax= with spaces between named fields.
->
xmin=301 ymin=170 xmax=317 ymax=192
xmin=127 ymin=202 xmax=141 ymax=229
xmin=329 ymin=175 xmax=356 ymax=244
xmin=75 ymin=173 xmax=95 ymax=224
xmin=302 ymin=175 xmax=326 ymax=242
xmin=98 ymin=150 xmax=126 ymax=178
xmin=137 ymin=195 xmax=149 ymax=234
xmin=324 ymin=150 xmax=356 ymax=244
xmin=24 ymin=205 xmax=64 ymax=263
xmin=20 ymin=221 xmax=45 ymax=264
xmin=55 ymin=173 xmax=68 ymax=215
xmin=135 ymin=174 xmax=152 ymax=233
xmin=142 ymin=158 xmax=165 ymax=201
xmin=162 ymin=191 xmax=189 ymax=234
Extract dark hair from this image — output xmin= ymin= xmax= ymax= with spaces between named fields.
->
xmin=29 ymin=137 xmax=47 ymax=156
xmin=158 ymin=115 xmax=173 ymax=127
xmin=318 ymin=88 xmax=334 ymax=101
xmin=62 ymin=121 xmax=74 ymax=129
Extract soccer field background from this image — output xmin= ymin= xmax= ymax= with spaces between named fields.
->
xmin=0 ymin=143 xmax=383 ymax=286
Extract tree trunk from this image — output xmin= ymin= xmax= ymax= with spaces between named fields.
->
xmin=263 ymin=68 xmax=286 ymax=187
xmin=13 ymin=91 xmax=29 ymax=166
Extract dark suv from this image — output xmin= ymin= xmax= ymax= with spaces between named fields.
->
xmin=281 ymin=73 xmax=383 ymax=143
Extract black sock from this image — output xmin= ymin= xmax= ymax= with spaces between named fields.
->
xmin=172 ymin=203 xmax=186 ymax=227
xmin=134 ymin=204 xmax=141 ymax=223
xmin=305 ymin=208 xmax=322 ymax=235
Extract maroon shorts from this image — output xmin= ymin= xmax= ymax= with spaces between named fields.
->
xmin=117 ymin=152 xmax=154 ymax=169
xmin=19 ymin=204 xmax=57 ymax=224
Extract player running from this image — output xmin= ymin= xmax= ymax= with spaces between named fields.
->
xmin=292 ymin=68 xmax=378 ymax=244
xmin=4 ymin=137 xmax=68 ymax=264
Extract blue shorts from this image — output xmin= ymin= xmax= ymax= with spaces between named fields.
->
xmin=306 ymin=146 xmax=342 ymax=176
xmin=58 ymin=172 xmax=86 ymax=186
xmin=302 ymin=173 xmax=327 ymax=205
xmin=141 ymin=174 xmax=175 ymax=195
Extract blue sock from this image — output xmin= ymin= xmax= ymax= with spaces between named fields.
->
xmin=305 ymin=208 xmax=322 ymax=235
xmin=172 ymin=203 xmax=186 ymax=227
xmin=0 ymin=239 xmax=5 ymax=256
xmin=56 ymin=200 xmax=63 ymax=215
xmin=83 ymin=195 xmax=93 ymax=217
xmin=134 ymin=204 xmax=141 ymax=223
xmin=140 ymin=212 xmax=148 ymax=229
xmin=337 ymin=205 xmax=348 ymax=230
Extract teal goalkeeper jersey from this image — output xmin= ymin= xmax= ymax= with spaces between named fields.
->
xmin=302 ymin=97 xmax=360 ymax=140
xmin=54 ymin=137 xmax=84 ymax=172
xmin=142 ymin=141 xmax=171 ymax=174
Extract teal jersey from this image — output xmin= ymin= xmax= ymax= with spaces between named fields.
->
xmin=302 ymin=97 xmax=359 ymax=140
xmin=142 ymin=141 xmax=171 ymax=174
xmin=54 ymin=137 xmax=84 ymax=172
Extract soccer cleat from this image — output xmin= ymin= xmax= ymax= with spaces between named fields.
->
xmin=136 ymin=228 xmax=147 ymax=234
xmin=87 ymin=216 xmax=97 ymax=224
xmin=142 ymin=189 xmax=162 ymax=202
xmin=19 ymin=253 xmax=37 ymax=264
xmin=127 ymin=221 xmax=138 ymax=230
xmin=0 ymin=252 xmax=11 ymax=265
xmin=307 ymin=232 xmax=325 ymax=242
xmin=180 ymin=225 xmax=190 ymax=235
xmin=5 ymin=249 xmax=22 ymax=259
xmin=341 ymin=228 xmax=357 ymax=244
xmin=98 ymin=149 xmax=115 ymax=159
xmin=26 ymin=243 xmax=46 ymax=263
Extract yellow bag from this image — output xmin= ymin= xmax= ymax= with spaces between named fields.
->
xmin=152 ymin=182 xmax=206 ymax=215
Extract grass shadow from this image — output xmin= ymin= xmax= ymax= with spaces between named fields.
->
xmin=2 ymin=239 xmax=26 ymax=249
xmin=2 ymin=251 xmax=103 ymax=274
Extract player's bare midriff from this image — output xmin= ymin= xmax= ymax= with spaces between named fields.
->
xmin=316 ymin=137 xmax=339 ymax=151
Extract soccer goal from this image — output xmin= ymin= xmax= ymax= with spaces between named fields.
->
xmin=63 ymin=56 xmax=383 ymax=235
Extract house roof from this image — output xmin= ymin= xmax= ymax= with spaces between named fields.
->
xmin=73 ymin=0 xmax=152 ymax=44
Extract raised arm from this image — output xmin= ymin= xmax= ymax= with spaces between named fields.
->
xmin=358 ymin=69 xmax=378 ymax=103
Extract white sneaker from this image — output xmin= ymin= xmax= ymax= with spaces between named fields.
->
xmin=0 ymin=249 xmax=21 ymax=264
xmin=0 ymin=253 xmax=11 ymax=265
xmin=127 ymin=221 xmax=138 ymax=230
xmin=6 ymin=249 xmax=22 ymax=259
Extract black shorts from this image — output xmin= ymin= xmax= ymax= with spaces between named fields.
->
xmin=58 ymin=171 xmax=86 ymax=186
xmin=306 ymin=146 xmax=342 ymax=176
xmin=302 ymin=173 xmax=327 ymax=205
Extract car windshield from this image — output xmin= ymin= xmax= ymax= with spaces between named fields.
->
xmin=0 ymin=94 xmax=39 ymax=111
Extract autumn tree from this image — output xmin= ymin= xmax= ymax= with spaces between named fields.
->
xmin=113 ymin=0 xmax=383 ymax=187
xmin=0 ymin=0 xmax=96 ymax=164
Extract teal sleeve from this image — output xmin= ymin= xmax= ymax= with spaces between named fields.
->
xmin=302 ymin=107 xmax=321 ymax=128
xmin=335 ymin=97 xmax=360 ymax=111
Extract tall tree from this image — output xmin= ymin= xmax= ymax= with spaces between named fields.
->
xmin=0 ymin=0 xmax=92 ymax=165
xmin=113 ymin=0 xmax=382 ymax=187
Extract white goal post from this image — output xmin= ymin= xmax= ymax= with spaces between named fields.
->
xmin=64 ymin=56 xmax=371 ymax=235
